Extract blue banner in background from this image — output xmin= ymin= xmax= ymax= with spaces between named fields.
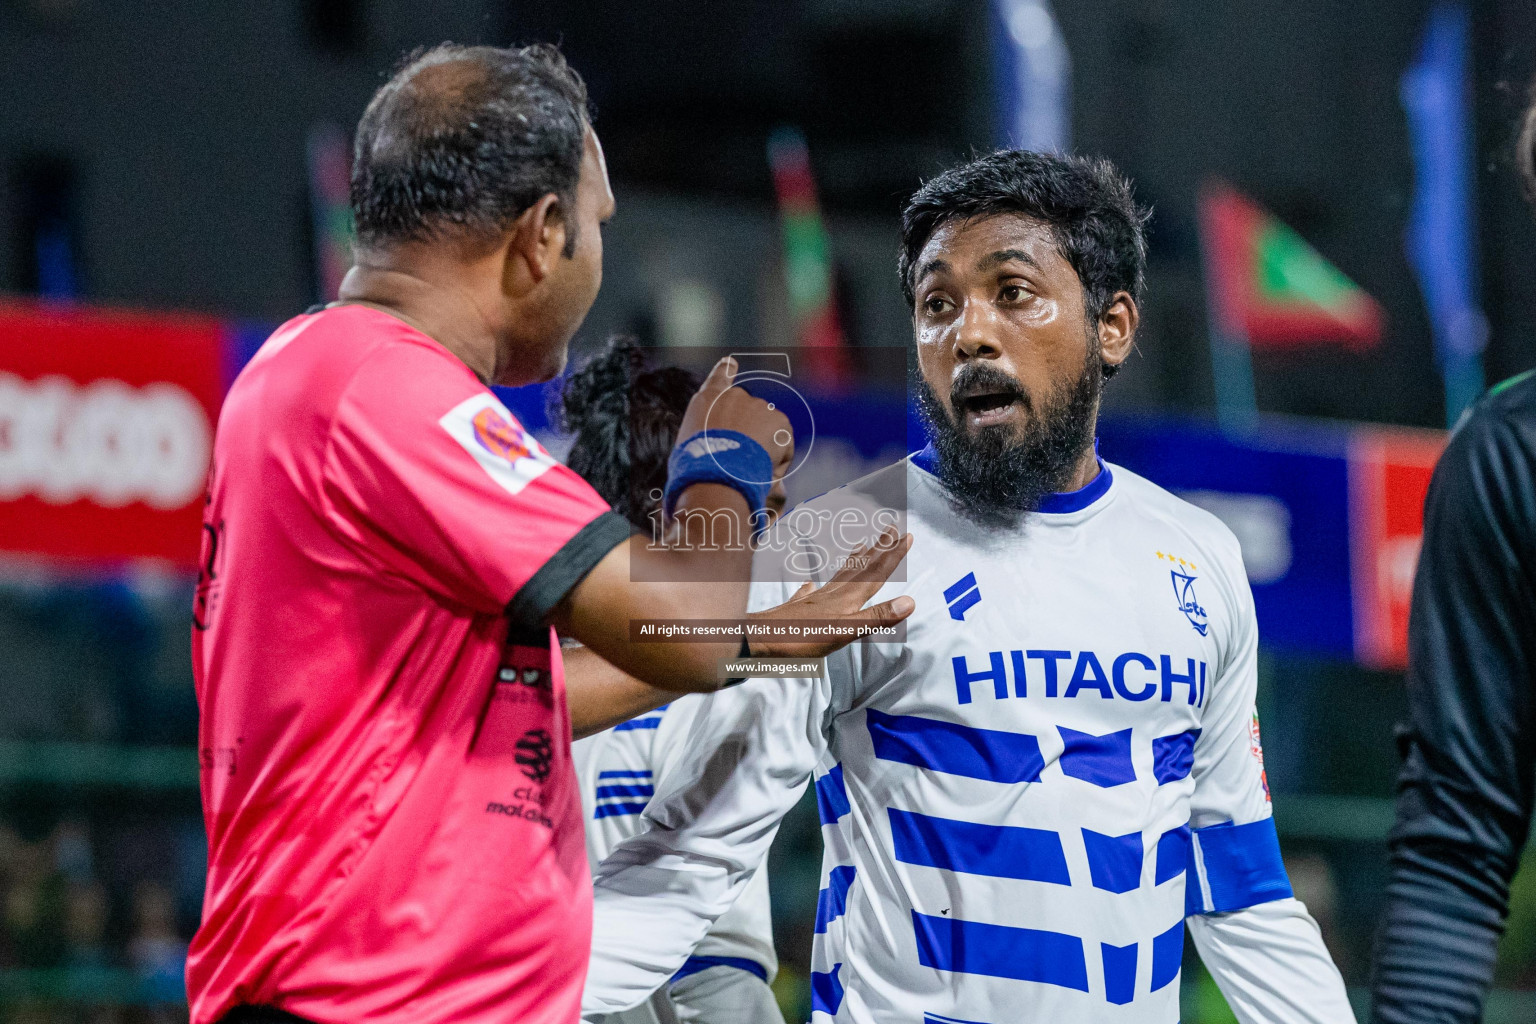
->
xmin=1097 ymin=416 xmax=1355 ymax=659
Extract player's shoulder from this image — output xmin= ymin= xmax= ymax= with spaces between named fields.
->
xmin=1449 ymin=368 xmax=1536 ymax=457
xmin=1106 ymin=462 xmax=1246 ymax=574
xmin=1481 ymin=367 xmax=1536 ymax=416
xmin=1430 ymin=369 xmax=1535 ymax=495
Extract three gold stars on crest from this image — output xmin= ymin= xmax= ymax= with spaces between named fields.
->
xmin=1155 ymin=551 xmax=1197 ymax=571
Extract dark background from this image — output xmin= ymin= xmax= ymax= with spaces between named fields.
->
xmin=2 ymin=0 xmax=1534 ymax=418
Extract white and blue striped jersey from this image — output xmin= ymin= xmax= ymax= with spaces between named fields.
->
xmin=585 ymin=455 xmax=1353 ymax=1024
xmin=573 ymin=696 xmax=778 ymax=1017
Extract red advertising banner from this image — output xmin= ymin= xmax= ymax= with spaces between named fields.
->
xmin=0 ymin=302 xmax=223 ymax=567
xmin=1348 ymin=427 xmax=1446 ymax=670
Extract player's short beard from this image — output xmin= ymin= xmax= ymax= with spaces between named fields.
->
xmin=915 ymin=346 xmax=1102 ymax=528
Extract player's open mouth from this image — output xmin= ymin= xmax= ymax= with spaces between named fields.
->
xmin=956 ymin=390 xmax=1024 ymax=429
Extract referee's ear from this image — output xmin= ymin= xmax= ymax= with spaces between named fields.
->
xmin=504 ymin=192 xmax=566 ymax=293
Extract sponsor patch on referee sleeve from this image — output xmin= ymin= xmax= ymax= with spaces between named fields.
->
xmin=439 ymin=393 xmax=558 ymax=497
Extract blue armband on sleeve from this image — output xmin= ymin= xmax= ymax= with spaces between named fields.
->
xmin=663 ymin=430 xmax=773 ymax=523
xmin=1186 ymin=817 xmax=1294 ymax=915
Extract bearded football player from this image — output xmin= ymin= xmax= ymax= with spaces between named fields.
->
xmin=582 ymin=150 xmax=1355 ymax=1024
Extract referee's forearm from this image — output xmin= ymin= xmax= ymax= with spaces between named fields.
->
xmin=565 ymin=647 xmax=675 ymax=738
xmin=554 ymin=486 xmax=755 ymax=692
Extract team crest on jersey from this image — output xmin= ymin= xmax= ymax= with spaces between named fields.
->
xmin=440 ymin=394 xmax=556 ymax=497
xmin=1157 ymin=551 xmax=1208 ymax=636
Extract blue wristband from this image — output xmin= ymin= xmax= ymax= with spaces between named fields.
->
xmin=663 ymin=430 xmax=773 ymax=522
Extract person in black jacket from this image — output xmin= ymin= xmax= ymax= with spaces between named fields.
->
xmin=1368 ymin=97 xmax=1536 ymax=1024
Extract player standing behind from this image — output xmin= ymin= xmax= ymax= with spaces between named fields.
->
xmin=584 ymin=151 xmax=1356 ymax=1023
xmin=1367 ymin=95 xmax=1536 ymax=1024
xmin=560 ymin=339 xmax=786 ymax=1024
xmin=188 ymin=44 xmax=912 ymax=1024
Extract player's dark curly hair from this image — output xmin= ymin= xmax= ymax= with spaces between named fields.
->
xmin=351 ymin=43 xmax=591 ymax=254
xmin=898 ymin=150 xmax=1149 ymax=378
xmin=555 ymin=338 xmax=700 ymax=530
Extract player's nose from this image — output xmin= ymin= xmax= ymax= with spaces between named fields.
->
xmin=951 ymin=299 xmax=1004 ymax=362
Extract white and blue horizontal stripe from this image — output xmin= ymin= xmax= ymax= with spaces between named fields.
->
xmin=592 ymin=768 xmax=654 ymax=820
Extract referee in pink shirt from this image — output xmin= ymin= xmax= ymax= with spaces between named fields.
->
xmin=188 ymin=44 xmax=910 ymax=1024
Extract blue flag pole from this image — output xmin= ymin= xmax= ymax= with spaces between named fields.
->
xmin=992 ymin=0 xmax=1072 ymax=153
xmin=1401 ymin=3 xmax=1488 ymax=426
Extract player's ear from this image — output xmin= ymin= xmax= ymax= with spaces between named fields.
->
xmin=504 ymin=192 xmax=567 ymax=293
xmin=1097 ymin=291 xmax=1138 ymax=375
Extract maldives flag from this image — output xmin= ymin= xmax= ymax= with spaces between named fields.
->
xmin=768 ymin=127 xmax=853 ymax=387
xmin=1199 ymin=180 xmax=1385 ymax=350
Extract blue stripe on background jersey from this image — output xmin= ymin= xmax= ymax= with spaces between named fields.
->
xmin=1081 ymin=829 xmax=1143 ymax=893
xmin=1057 ymin=727 xmax=1136 ymax=787
xmin=1101 ymin=942 xmax=1137 ymax=1005
xmin=670 ymin=955 xmax=768 ymax=984
xmin=1155 ymin=825 xmax=1190 ymax=885
xmin=811 ymin=963 xmax=845 ymax=1015
xmin=1150 ymin=920 xmax=1184 ymax=991
xmin=592 ymin=801 xmax=650 ymax=820
xmin=1152 ymin=729 xmax=1200 ymax=784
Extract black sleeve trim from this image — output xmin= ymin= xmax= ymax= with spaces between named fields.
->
xmin=506 ymin=511 xmax=638 ymax=628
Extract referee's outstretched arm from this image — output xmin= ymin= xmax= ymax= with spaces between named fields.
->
xmin=1370 ymin=375 xmax=1536 ymax=1023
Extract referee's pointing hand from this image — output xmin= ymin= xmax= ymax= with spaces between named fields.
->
xmin=678 ymin=356 xmax=795 ymax=481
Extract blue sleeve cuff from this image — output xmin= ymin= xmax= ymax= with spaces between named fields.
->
xmin=1188 ymin=817 xmax=1293 ymax=915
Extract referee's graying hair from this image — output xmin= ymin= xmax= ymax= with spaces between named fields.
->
xmin=351 ymin=43 xmax=591 ymax=254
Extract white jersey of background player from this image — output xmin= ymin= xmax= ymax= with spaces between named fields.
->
xmin=574 ymin=701 xmax=782 ymax=1024
xmin=583 ymin=151 xmax=1354 ymax=1023
xmin=553 ymin=339 xmax=791 ymax=1024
